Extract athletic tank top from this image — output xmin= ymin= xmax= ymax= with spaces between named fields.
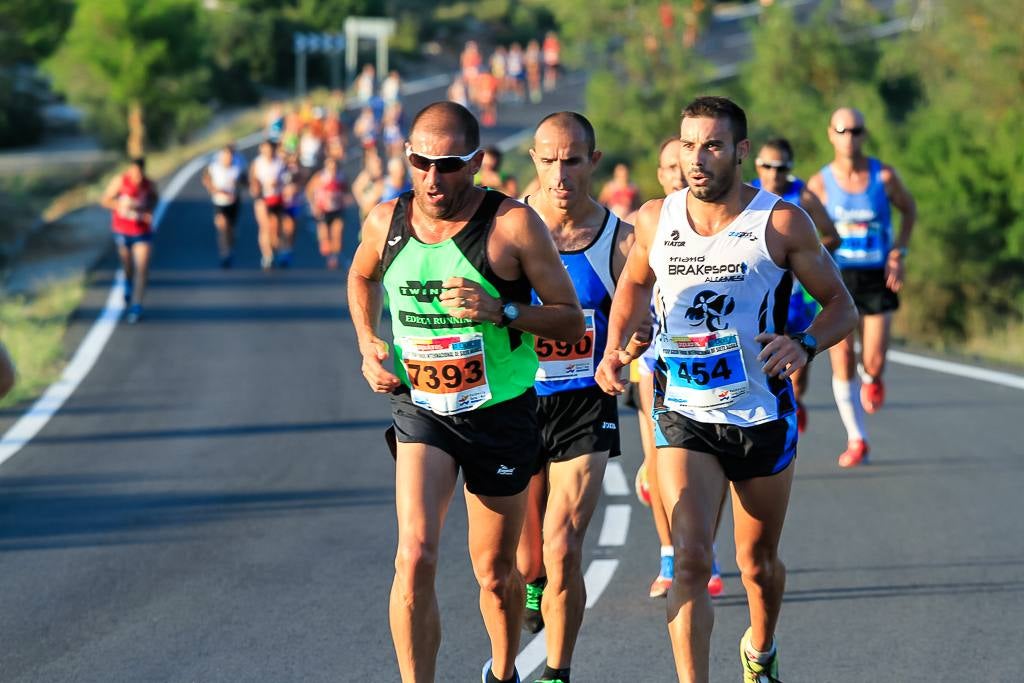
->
xmin=252 ymin=157 xmax=284 ymax=200
xmin=820 ymin=158 xmax=892 ymax=269
xmin=649 ymin=188 xmax=796 ymax=426
xmin=207 ymin=161 xmax=241 ymax=206
xmin=111 ymin=174 xmax=155 ymax=236
xmin=527 ymin=201 xmax=619 ymax=396
xmin=751 ymin=177 xmax=804 ymax=207
xmin=381 ymin=190 xmax=537 ymax=414
xmin=314 ymin=171 xmax=348 ymax=213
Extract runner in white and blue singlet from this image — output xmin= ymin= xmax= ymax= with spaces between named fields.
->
xmin=807 ymin=108 xmax=916 ymax=468
xmin=752 ymin=137 xmax=840 ymax=434
xmin=596 ymin=96 xmax=856 ymax=683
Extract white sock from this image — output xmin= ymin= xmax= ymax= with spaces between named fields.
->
xmin=745 ymin=637 xmax=777 ymax=663
xmin=660 ymin=545 xmax=674 ymax=557
xmin=832 ymin=377 xmax=867 ymax=442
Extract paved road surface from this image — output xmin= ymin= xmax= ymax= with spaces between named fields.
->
xmin=2 ymin=22 xmax=1022 ymax=683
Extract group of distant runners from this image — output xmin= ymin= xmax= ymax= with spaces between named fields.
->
xmin=100 ymin=79 xmax=913 ymax=681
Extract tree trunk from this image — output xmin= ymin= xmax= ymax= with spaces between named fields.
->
xmin=127 ymin=100 xmax=145 ymax=158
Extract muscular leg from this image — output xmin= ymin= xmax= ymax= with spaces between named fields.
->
xmin=129 ymin=241 xmax=152 ymax=306
xmin=466 ymin=483 xmax=530 ymax=681
xmin=731 ymin=463 xmax=795 ymax=652
xmin=639 ymin=373 xmax=672 ymax=548
xmin=829 ymin=331 xmax=868 ymax=443
xmin=541 ymin=451 xmax=608 ymax=668
xmin=516 ymin=471 xmax=546 ymax=583
xmin=657 ymin=446 xmax=729 ymax=683
xmin=391 ymin=443 xmax=459 ymax=683
xmin=116 ymin=243 xmax=134 ymax=294
xmin=330 ymin=217 xmax=345 ymax=259
xmin=859 ymin=313 xmax=891 ymax=381
xmin=213 ymin=211 xmax=230 ymax=258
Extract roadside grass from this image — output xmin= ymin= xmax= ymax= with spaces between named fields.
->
xmin=0 ymin=275 xmax=86 ymax=408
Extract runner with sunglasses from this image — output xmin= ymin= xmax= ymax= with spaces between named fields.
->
xmin=596 ymin=96 xmax=856 ymax=683
xmin=348 ymin=101 xmax=584 ymax=683
xmin=752 ymin=138 xmax=840 ymax=433
xmin=513 ymin=112 xmax=642 ymax=683
xmin=807 ymin=108 xmax=917 ymax=467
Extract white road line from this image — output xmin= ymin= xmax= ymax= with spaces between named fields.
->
xmin=401 ymin=73 xmax=451 ymax=96
xmin=603 ymin=460 xmax=629 ymax=496
xmin=514 ymin=558 xmax=620 ymax=679
xmin=0 ymin=73 xmax=449 ymax=470
xmin=888 ymin=350 xmax=1024 ymax=391
xmin=598 ymin=504 xmax=631 ymax=547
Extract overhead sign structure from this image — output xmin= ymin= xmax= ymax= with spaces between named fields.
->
xmin=344 ymin=17 xmax=397 ymax=84
xmin=293 ymin=32 xmax=347 ymax=96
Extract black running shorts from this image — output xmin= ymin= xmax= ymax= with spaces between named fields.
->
xmin=841 ymin=267 xmax=899 ymax=315
xmin=387 ymin=387 xmax=541 ymax=497
xmin=214 ymin=202 xmax=239 ymax=223
xmin=653 ymin=410 xmax=798 ymax=482
xmin=537 ymin=385 xmax=621 ymax=464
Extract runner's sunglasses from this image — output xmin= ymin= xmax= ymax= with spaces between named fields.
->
xmin=405 ymin=145 xmax=481 ymax=173
xmin=833 ymin=125 xmax=866 ymax=136
xmin=755 ymin=159 xmax=792 ymax=171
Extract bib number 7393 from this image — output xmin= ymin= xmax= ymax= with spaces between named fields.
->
xmin=399 ymin=333 xmax=492 ymax=415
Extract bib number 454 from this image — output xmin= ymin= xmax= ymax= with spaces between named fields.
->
xmin=675 ymin=357 xmax=732 ymax=386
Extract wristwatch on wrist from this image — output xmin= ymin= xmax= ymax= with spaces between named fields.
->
xmin=891 ymin=246 xmax=908 ymax=258
xmin=497 ymin=301 xmax=520 ymax=328
xmin=788 ymin=331 xmax=818 ymax=361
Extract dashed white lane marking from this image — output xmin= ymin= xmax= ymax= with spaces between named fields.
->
xmin=602 ymin=460 xmax=629 ymax=496
xmin=597 ymin=504 xmax=631 ymax=547
xmin=888 ymin=350 xmax=1024 ymax=391
xmin=515 ymin=559 xmax=621 ymax=678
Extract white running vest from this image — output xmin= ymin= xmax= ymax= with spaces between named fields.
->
xmin=649 ymin=188 xmax=796 ymax=426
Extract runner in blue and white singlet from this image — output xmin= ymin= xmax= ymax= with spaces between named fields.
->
xmin=596 ymin=96 xmax=857 ymax=681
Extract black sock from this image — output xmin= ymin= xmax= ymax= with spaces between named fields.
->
xmin=541 ymin=665 xmax=570 ymax=682
xmin=486 ymin=667 xmax=519 ymax=683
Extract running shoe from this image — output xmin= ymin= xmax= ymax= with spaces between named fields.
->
xmin=481 ymin=659 xmax=520 ymax=683
xmin=838 ymin=439 xmax=870 ymax=468
xmin=707 ymin=573 xmax=724 ymax=597
xmin=125 ymin=304 xmax=143 ymax=324
xmin=533 ymin=678 xmax=566 ymax=683
xmin=649 ymin=553 xmax=673 ymax=598
xmin=740 ymin=627 xmax=782 ymax=683
xmin=860 ymin=379 xmax=885 ymax=414
xmin=634 ymin=463 xmax=651 ymax=507
xmin=523 ymin=578 xmax=545 ymax=633
xmin=123 ymin=281 xmax=133 ymax=306
xmin=260 ymin=254 xmax=274 ymax=271
xmin=219 ymin=254 xmax=233 ymax=269
xmin=795 ymin=401 xmax=807 ymax=434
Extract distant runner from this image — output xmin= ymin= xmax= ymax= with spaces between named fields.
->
xmin=101 ymin=157 xmax=159 ymax=323
xmin=201 ymin=144 xmax=245 ymax=268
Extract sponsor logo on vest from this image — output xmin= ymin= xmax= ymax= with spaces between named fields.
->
xmin=399 ymin=280 xmax=444 ymax=303
xmin=727 ymin=230 xmax=757 ymax=241
xmin=663 ymin=228 xmax=687 ymax=247
xmin=667 ymin=262 xmax=748 ymax=283
xmin=496 ymin=465 xmax=516 ymax=476
xmin=602 ymin=421 xmax=617 ymax=430
xmin=684 ymin=289 xmax=735 ymax=332
xmin=398 ymin=311 xmax=471 ymax=329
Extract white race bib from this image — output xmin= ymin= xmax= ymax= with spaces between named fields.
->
xmin=534 ymin=309 xmax=596 ymax=381
xmin=658 ymin=330 xmax=749 ymax=409
xmin=400 ymin=333 xmax=491 ymax=416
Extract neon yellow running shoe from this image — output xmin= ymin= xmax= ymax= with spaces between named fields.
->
xmin=740 ymin=627 xmax=782 ymax=683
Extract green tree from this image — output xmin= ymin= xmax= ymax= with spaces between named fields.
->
xmin=44 ymin=0 xmax=211 ymax=155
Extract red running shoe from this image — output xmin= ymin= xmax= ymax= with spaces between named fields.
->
xmin=838 ymin=439 xmax=870 ymax=468
xmin=796 ymin=401 xmax=807 ymax=434
xmin=635 ymin=463 xmax=651 ymax=507
xmin=861 ymin=379 xmax=885 ymax=414
xmin=707 ymin=573 xmax=724 ymax=597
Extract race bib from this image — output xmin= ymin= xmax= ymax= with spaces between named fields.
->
xmin=400 ymin=333 xmax=491 ymax=416
xmin=836 ymin=220 xmax=884 ymax=265
xmin=534 ymin=309 xmax=596 ymax=381
xmin=213 ymin=190 xmax=236 ymax=206
xmin=658 ymin=330 xmax=748 ymax=409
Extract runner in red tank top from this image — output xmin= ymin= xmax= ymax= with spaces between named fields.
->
xmin=306 ymin=156 xmax=351 ymax=270
xmin=101 ymin=157 xmax=158 ymax=323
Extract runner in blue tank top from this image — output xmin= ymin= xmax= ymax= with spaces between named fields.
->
xmin=514 ymin=112 xmax=643 ymax=683
xmin=596 ymin=96 xmax=857 ymax=683
xmin=752 ymin=138 xmax=840 ymax=434
xmin=807 ymin=108 xmax=917 ymax=468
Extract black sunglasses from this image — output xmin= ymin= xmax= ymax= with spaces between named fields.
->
xmin=405 ymin=146 xmax=481 ymax=174
xmin=834 ymin=126 xmax=866 ymax=136
xmin=756 ymin=159 xmax=792 ymax=171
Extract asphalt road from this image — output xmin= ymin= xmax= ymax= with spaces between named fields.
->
xmin=3 ymin=22 xmax=1023 ymax=683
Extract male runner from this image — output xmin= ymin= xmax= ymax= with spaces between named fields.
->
xmin=752 ymin=137 xmax=840 ymax=432
xmin=101 ymin=157 xmax=159 ymax=323
xmin=807 ymin=108 xmax=916 ymax=467
xmin=514 ymin=112 xmax=638 ymax=683
xmin=595 ymin=96 xmax=856 ymax=683
xmin=249 ymin=140 xmax=285 ymax=270
xmin=306 ymin=155 xmax=351 ymax=270
xmin=348 ymin=101 xmax=583 ymax=683
xmin=202 ymin=144 xmax=245 ymax=268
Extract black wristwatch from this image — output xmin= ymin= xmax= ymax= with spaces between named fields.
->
xmin=497 ymin=301 xmax=520 ymax=328
xmin=788 ymin=332 xmax=818 ymax=361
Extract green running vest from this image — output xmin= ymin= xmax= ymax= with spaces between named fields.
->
xmin=381 ymin=189 xmax=537 ymax=409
